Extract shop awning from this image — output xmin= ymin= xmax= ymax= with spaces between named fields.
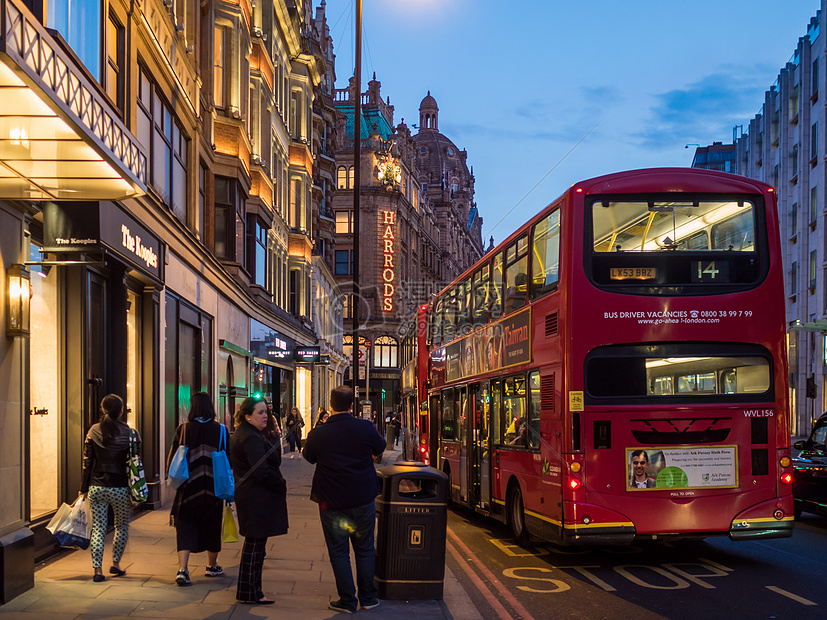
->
xmin=0 ymin=0 xmax=146 ymax=200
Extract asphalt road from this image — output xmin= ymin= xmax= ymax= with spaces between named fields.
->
xmin=445 ymin=507 xmax=827 ymax=620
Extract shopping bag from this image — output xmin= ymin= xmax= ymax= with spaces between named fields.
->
xmin=45 ymin=502 xmax=73 ymax=536
xmin=127 ymin=428 xmax=149 ymax=503
xmin=53 ymin=496 xmax=91 ymax=549
xmin=168 ymin=424 xmax=189 ymax=489
xmin=212 ymin=425 xmax=235 ymax=501
xmin=222 ymin=502 xmax=239 ymax=543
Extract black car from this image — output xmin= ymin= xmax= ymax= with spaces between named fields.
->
xmin=792 ymin=413 xmax=827 ymax=518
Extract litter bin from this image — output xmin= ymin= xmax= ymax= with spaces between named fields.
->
xmin=375 ymin=461 xmax=448 ymax=600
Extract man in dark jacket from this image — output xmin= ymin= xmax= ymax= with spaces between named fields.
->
xmin=302 ymin=386 xmax=386 ymax=614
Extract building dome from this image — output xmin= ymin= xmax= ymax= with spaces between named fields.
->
xmin=419 ymin=91 xmax=439 ymax=130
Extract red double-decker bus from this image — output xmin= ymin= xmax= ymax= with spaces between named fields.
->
xmin=425 ymin=168 xmax=794 ymax=545
xmin=399 ymin=305 xmax=430 ymax=462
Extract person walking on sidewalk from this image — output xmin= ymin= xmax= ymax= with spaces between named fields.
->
xmin=302 ymin=386 xmax=386 ymax=614
xmin=229 ymin=396 xmax=288 ymax=605
xmin=167 ymin=392 xmax=226 ymax=586
xmin=80 ymin=394 xmax=136 ymax=583
xmin=285 ymin=407 xmax=304 ymax=457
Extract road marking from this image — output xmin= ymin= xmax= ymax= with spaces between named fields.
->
xmin=490 ymin=538 xmax=550 ymax=557
xmin=448 ymin=526 xmax=536 ymax=619
xmin=565 ymin=566 xmax=616 ymax=592
xmin=614 ymin=565 xmax=690 ymax=589
xmin=765 ymin=586 xmax=818 ymax=606
xmin=662 ymin=563 xmax=729 ymax=589
xmin=446 ymin=539 xmax=513 ymax=620
xmin=503 ymin=567 xmax=571 ymax=593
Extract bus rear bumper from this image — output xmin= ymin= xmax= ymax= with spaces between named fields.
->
xmin=729 ymin=497 xmax=795 ymax=541
xmin=560 ymin=503 xmax=636 ymax=545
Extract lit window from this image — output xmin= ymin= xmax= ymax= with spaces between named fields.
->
xmin=373 ymin=336 xmax=398 ymax=368
xmin=214 ymin=27 xmax=225 ymax=109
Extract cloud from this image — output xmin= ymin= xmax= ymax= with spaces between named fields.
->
xmin=635 ymin=69 xmax=773 ymax=149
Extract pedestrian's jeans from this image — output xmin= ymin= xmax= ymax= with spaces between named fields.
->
xmin=319 ymin=502 xmax=379 ymax=610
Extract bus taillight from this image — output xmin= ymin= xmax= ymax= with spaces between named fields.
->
xmin=780 ymin=456 xmax=791 ymax=468
xmin=419 ymin=445 xmax=426 ymax=453
xmin=780 ymin=472 xmax=793 ymax=484
xmin=569 ymin=478 xmax=582 ymax=490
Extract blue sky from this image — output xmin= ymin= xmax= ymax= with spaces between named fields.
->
xmin=322 ymin=0 xmax=822 ymax=245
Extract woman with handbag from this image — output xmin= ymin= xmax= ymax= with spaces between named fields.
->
xmin=80 ymin=394 xmax=136 ymax=583
xmin=285 ymin=407 xmax=304 ymax=457
xmin=229 ymin=396 xmax=288 ymax=605
xmin=167 ymin=392 xmax=226 ymax=586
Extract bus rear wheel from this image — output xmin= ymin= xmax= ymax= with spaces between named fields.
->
xmin=507 ymin=484 xmax=530 ymax=545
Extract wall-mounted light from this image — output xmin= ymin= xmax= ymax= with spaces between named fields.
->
xmin=6 ymin=263 xmax=31 ymax=338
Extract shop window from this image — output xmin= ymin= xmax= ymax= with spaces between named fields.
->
xmin=373 ymin=335 xmax=398 ymax=368
xmin=164 ymin=294 xmax=213 ymax=467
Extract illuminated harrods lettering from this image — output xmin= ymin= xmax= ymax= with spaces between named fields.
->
xmin=381 ymin=210 xmax=396 ymax=311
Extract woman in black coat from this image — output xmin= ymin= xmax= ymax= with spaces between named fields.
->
xmin=229 ymin=396 xmax=288 ymax=604
xmin=167 ymin=392 xmax=225 ymax=586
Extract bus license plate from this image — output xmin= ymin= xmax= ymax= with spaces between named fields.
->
xmin=610 ymin=267 xmax=657 ymax=280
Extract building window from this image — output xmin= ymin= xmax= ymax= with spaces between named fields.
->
xmin=215 ymin=176 xmax=244 ymax=262
xmin=335 ymin=250 xmax=351 ymax=275
xmin=247 ymin=216 xmax=268 ymax=288
xmin=373 ymin=335 xmax=398 ymax=368
xmin=343 ymin=294 xmax=352 ymax=319
xmin=138 ymin=65 xmax=188 ymax=218
xmin=197 ymin=162 xmax=206 ymax=242
xmin=791 ymin=261 xmax=798 ymax=296
xmin=335 ymin=210 xmax=352 ymax=234
xmin=47 ymin=0 xmax=101 ymax=82
xmin=106 ymin=12 xmax=124 ymax=110
xmin=812 ymin=123 xmax=819 ymax=164
xmin=812 ymin=187 xmax=818 ymax=228
xmin=813 ymin=57 xmax=819 ymax=100
xmin=810 ymin=250 xmax=817 ymax=291
xmin=337 ymin=166 xmax=348 ymax=189
xmin=214 ymin=26 xmax=226 ymax=109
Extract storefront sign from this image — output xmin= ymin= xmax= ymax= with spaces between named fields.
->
xmin=42 ymin=201 xmax=163 ymax=281
xmin=295 ymin=347 xmax=321 ymax=363
xmin=380 ymin=210 xmax=396 ymax=312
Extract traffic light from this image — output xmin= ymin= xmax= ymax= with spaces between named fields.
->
xmin=254 ymin=391 xmax=262 ymax=399
xmin=806 ymin=375 xmax=817 ymax=399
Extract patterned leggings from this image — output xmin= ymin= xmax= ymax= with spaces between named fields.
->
xmin=88 ymin=486 xmax=131 ymax=568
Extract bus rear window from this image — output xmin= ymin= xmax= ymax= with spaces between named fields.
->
xmin=588 ymin=196 xmax=767 ymax=293
xmin=585 ymin=344 xmax=772 ymax=402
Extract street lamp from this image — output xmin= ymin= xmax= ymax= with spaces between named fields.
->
xmin=351 ymin=0 xmax=362 ymax=398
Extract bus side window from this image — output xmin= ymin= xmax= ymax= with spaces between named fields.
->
xmin=504 ymin=236 xmax=529 ymax=313
xmin=531 ymin=210 xmax=560 ymax=300
xmin=456 ymin=279 xmax=471 ymax=336
xmin=472 ymin=264 xmax=490 ymax=325
xmin=503 ymin=375 xmax=527 ymax=447
xmin=491 ymin=380 xmax=502 ymax=445
xmin=490 ymin=251 xmax=504 ymax=320
xmin=432 ymin=297 xmax=444 ymax=347
xmin=528 ymin=371 xmax=541 ymax=448
xmin=442 ymin=389 xmax=456 ymax=440
xmin=722 ymin=369 xmax=736 ymax=394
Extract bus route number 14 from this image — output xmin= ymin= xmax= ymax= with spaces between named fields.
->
xmin=692 ymin=260 xmax=728 ymax=283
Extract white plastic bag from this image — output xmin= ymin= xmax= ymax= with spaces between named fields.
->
xmin=53 ymin=496 xmax=91 ymax=549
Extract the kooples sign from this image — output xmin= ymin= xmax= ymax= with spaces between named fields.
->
xmin=380 ymin=210 xmax=396 ymax=312
xmin=43 ymin=202 xmax=163 ymax=281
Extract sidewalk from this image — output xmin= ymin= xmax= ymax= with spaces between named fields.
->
xmin=0 ymin=448 xmax=481 ymax=619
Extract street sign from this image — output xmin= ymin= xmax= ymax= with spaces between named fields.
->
xmin=363 ymin=338 xmax=372 ymax=349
